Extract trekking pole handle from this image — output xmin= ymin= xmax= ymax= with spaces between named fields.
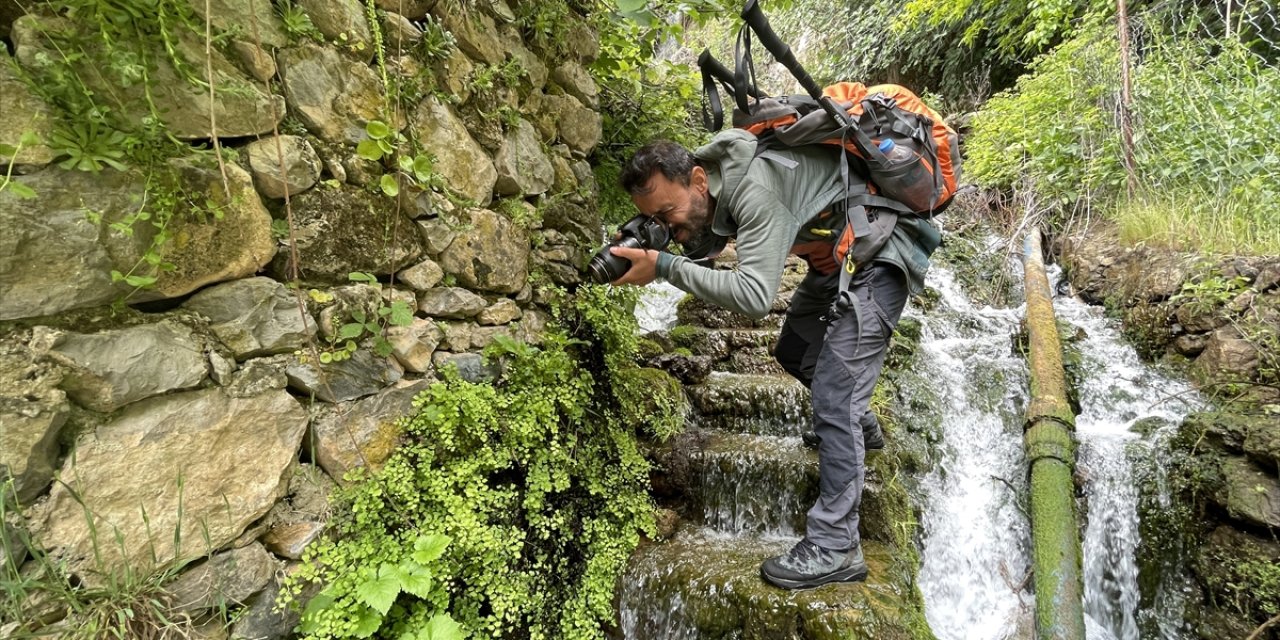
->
xmin=740 ymin=0 xmax=851 ymax=126
xmin=698 ymin=49 xmax=763 ymax=98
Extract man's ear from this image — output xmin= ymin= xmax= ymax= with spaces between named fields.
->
xmin=690 ymin=165 xmax=708 ymax=194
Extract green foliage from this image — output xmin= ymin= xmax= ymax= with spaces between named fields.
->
xmin=48 ymin=121 xmax=131 ymax=172
xmin=965 ymin=21 xmax=1122 ymax=205
xmin=0 ymin=131 xmax=41 ymax=200
xmin=590 ymin=1 xmax=732 ymax=224
xmin=294 ymin=533 xmax=461 ymax=639
xmin=897 ymin=0 xmax=1107 ymax=58
xmin=286 ymin=285 xmax=678 ymax=639
xmin=414 ymin=15 xmax=457 ymax=61
xmin=1170 ymin=267 xmax=1252 ymax=315
xmin=279 ymin=0 xmax=324 ymax=42
xmin=0 ymin=479 xmax=221 ymax=638
xmin=967 ymin=8 xmax=1280 ymax=254
xmin=314 ymin=272 xmax=414 ymax=363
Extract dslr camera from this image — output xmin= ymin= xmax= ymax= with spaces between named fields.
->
xmin=587 ymin=214 xmax=671 ymax=284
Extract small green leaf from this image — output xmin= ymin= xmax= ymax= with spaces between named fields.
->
xmin=351 ymin=308 xmax=368 ymax=322
xmin=357 ymin=139 xmax=384 ymax=161
xmin=352 ymin=605 xmax=383 ymax=638
xmin=366 ymin=120 xmax=392 ymax=140
xmin=411 ymin=534 xmax=450 ymax=565
xmin=356 ymin=566 xmax=401 ymax=614
xmin=398 ymin=564 xmax=434 ymax=599
xmin=380 ymin=174 xmax=400 ymax=197
xmin=389 ymin=300 xmax=414 ymax=326
xmin=337 ymin=323 xmax=365 ymax=340
xmin=7 ymin=182 xmax=37 ymax=199
xmin=413 ymin=155 xmax=434 ymax=182
xmin=422 ymin=613 xmax=464 ymax=640
xmin=124 ymin=274 xmax=157 ymax=288
xmin=319 ymin=351 xmax=333 ymax=364
xmin=19 ymin=131 xmax=40 ymax=146
xmin=373 ymin=338 xmax=393 ymax=357
xmin=0 ymin=143 xmax=16 ymax=156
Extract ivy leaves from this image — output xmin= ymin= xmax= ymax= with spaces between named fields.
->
xmin=300 ymin=534 xmax=459 ymax=639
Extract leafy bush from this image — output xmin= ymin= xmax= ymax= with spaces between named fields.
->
xmin=966 ymin=11 xmax=1280 ymax=254
xmin=965 ymin=21 xmax=1123 ymax=207
xmin=284 ymin=285 xmax=682 ymax=639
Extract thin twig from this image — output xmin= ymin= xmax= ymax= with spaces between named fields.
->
xmin=1246 ymin=612 xmax=1280 ymax=640
xmin=204 ymin=0 xmax=231 ymax=199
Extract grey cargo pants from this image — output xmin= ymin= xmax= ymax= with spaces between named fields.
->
xmin=774 ymin=263 xmax=908 ymax=551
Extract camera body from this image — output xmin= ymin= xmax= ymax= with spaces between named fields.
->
xmin=587 ymin=214 xmax=672 ymax=284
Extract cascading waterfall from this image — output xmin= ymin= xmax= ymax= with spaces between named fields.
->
xmin=1054 ymin=286 xmax=1199 ymax=640
xmin=911 ymin=266 xmax=1035 ymax=640
xmin=625 ymin=251 xmax=1199 ymax=639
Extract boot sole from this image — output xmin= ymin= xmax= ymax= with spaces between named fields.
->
xmin=760 ymin=564 xmax=869 ymax=590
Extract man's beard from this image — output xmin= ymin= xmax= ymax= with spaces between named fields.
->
xmin=678 ymin=190 xmax=725 ymax=260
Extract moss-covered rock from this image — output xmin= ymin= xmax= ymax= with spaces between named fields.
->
xmin=621 ymin=529 xmax=935 ymax=640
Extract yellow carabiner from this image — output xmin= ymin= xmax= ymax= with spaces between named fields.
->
xmin=844 ymin=255 xmax=857 ymax=274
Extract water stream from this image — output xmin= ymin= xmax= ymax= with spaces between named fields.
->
xmin=627 ymin=251 xmax=1199 ymax=639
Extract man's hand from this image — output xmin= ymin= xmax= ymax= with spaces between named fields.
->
xmin=608 ymin=247 xmax=659 ymax=286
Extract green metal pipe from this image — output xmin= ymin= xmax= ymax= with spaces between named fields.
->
xmin=1022 ymin=230 xmax=1086 ymax=640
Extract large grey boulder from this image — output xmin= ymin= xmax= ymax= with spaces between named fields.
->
xmin=165 ymin=542 xmax=277 ymax=612
xmin=33 ymin=321 xmax=208 ymax=412
xmin=184 ymin=0 xmax=288 ymax=47
xmin=411 ymin=98 xmax=497 ymax=205
xmin=1 ymin=164 xmax=275 ymax=320
xmin=284 ymin=349 xmax=403 ymax=403
xmin=229 ymin=565 xmax=309 ymax=640
xmin=438 ymin=208 xmax=530 ymax=294
xmin=245 ymin=135 xmax=323 ymax=199
xmin=544 ymin=93 xmax=602 ymax=156
xmin=13 ymin=15 xmax=284 ymax=140
xmin=296 ymin=0 xmax=373 ymax=59
xmin=386 ymin=317 xmax=444 ymax=373
xmin=418 ymin=287 xmax=487 ymax=319
xmin=278 ymin=44 xmax=393 ymax=143
xmin=494 ymin=120 xmax=554 ymax=196
xmin=185 ymin=277 xmax=316 ymax=360
xmin=0 ymin=343 xmax=68 ymax=505
xmin=267 ymin=187 xmax=423 ymax=284
xmin=435 ymin=8 xmax=503 ymax=64
xmin=0 ymin=59 xmax=55 ymax=168
xmin=27 ymin=388 xmax=308 ymax=584
xmin=374 ymin=0 xmax=437 ymax=20
xmin=308 ymin=380 xmax=430 ymax=483
xmin=551 ymin=61 xmax=599 ymax=109
xmin=1217 ymin=456 xmax=1280 ymax=529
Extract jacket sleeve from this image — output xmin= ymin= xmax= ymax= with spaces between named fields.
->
xmin=659 ymin=185 xmax=800 ymax=319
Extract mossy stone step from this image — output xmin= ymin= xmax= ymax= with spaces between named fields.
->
xmin=667 ymin=327 xmax=785 ymax=375
xmin=686 ymin=372 xmax=810 ymax=435
xmin=620 ymin=527 xmax=934 ymax=640
xmin=653 ymin=432 xmax=896 ymax=544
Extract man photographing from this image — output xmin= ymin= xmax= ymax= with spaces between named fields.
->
xmin=607 ymin=129 xmax=941 ymax=590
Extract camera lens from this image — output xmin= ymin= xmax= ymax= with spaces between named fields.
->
xmin=587 ymin=236 xmax=644 ymax=284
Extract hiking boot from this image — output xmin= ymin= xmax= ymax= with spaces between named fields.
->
xmin=801 ymin=414 xmax=884 ymax=451
xmin=760 ymin=539 xmax=868 ymax=590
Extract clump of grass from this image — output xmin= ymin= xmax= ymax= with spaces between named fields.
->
xmin=1115 ymin=187 xmax=1280 ymax=256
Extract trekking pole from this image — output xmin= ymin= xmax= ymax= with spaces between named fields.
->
xmin=740 ymin=0 xmax=852 ymax=127
xmin=698 ymin=48 xmax=764 ymax=98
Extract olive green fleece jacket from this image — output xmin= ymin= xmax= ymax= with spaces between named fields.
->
xmin=654 ymin=129 xmax=941 ymax=319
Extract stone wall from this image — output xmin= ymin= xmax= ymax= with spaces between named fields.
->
xmin=1060 ymin=232 xmax=1280 ymax=638
xmin=0 ymin=1 xmax=604 ymax=636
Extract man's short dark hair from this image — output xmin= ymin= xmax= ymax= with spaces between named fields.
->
xmin=620 ymin=140 xmax=696 ymax=196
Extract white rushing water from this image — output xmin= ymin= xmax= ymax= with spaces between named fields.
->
xmin=1055 ymin=285 xmax=1198 ymax=640
xmin=636 ymin=281 xmax=686 ymax=333
xmin=914 ymin=259 xmax=1197 ymax=640
xmin=913 ymin=265 xmax=1035 ymax=640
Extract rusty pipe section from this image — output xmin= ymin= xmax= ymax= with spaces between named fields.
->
xmin=1022 ymin=230 xmax=1085 ymax=640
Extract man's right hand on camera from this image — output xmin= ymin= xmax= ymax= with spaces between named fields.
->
xmin=608 ymin=247 xmax=659 ymax=286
